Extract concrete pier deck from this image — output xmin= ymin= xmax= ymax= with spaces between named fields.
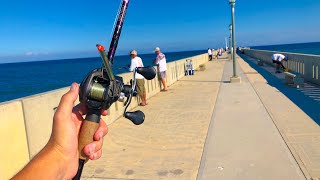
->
xmin=81 ymin=54 xmax=320 ymax=180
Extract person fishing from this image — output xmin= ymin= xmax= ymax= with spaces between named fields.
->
xmin=219 ymin=48 xmax=223 ymax=56
xmin=154 ymin=47 xmax=168 ymax=91
xmin=129 ymin=50 xmax=147 ymax=106
xmin=272 ymin=53 xmax=289 ymax=73
xmin=208 ymin=48 xmax=213 ymax=61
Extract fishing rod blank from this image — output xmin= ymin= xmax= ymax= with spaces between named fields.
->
xmin=107 ymin=0 xmax=130 ymax=64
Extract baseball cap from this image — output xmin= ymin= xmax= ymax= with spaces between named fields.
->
xmin=130 ymin=50 xmax=137 ymax=55
xmin=154 ymin=47 xmax=160 ymax=52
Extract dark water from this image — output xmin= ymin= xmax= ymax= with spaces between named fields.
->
xmin=0 ymin=50 xmax=205 ymax=103
xmin=251 ymin=42 xmax=320 ymax=55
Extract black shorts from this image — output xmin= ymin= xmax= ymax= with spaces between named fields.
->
xmin=272 ymin=60 xmax=281 ymax=64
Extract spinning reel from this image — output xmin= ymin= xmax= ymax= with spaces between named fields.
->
xmin=79 ymin=45 xmax=156 ymax=125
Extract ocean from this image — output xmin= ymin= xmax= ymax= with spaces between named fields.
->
xmin=0 ymin=50 xmax=205 ymax=103
xmin=1 ymin=42 xmax=320 ymax=103
xmin=251 ymin=42 xmax=320 ymax=55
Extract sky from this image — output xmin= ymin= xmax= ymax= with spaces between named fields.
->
xmin=0 ymin=0 xmax=320 ymax=63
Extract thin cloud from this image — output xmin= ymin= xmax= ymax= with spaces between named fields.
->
xmin=25 ymin=52 xmax=49 ymax=56
xmin=25 ymin=52 xmax=36 ymax=56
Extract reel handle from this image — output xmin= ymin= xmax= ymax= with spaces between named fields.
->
xmin=136 ymin=66 xmax=156 ymax=80
xmin=124 ymin=110 xmax=145 ymax=125
xmin=73 ymin=109 xmax=101 ymax=180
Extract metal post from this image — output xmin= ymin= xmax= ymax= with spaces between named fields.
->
xmin=229 ymin=24 xmax=233 ymax=62
xmin=230 ymin=0 xmax=237 ymax=78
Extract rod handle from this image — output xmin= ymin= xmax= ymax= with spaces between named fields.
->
xmin=73 ymin=110 xmax=100 ymax=180
xmin=78 ymin=111 xmax=101 ymax=160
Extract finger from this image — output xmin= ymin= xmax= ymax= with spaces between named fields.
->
xmin=84 ymin=138 xmax=103 ymax=156
xmin=89 ymin=150 xmax=102 ymax=160
xmin=72 ymin=103 xmax=88 ymax=116
xmin=56 ymin=83 xmax=79 ymax=116
xmin=94 ymin=120 xmax=108 ymax=141
xmin=101 ymin=110 xmax=108 ymax=116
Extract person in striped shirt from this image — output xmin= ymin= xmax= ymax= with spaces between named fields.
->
xmin=154 ymin=47 xmax=168 ymax=91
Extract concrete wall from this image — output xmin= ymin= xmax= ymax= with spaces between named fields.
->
xmin=0 ymin=53 xmax=208 ymax=179
xmin=0 ymin=101 xmax=29 ymax=179
xmin=243 ymin=49 xmax=320 ymax=85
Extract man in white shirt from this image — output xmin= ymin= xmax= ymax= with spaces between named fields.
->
xmin=130 ymin=50 xmax=147 ymax=106
xmin=272 ymin=53 xmax=288 ymax=73
xmin=154 ymin=47 xmax=168 ymax=91
xmin=208 ymin=48 xmax=213 ymax=61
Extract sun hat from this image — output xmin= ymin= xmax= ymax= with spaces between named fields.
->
xmin=130 ymin=50 xmax=137 ymax=55
xmin=154 ymin=47 xmax=161 ymax=52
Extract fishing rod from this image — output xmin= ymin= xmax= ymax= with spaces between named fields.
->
xmin=72 ymin=0 xmax=156 ymax=179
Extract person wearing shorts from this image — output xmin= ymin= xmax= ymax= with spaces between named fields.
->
xmin=272 ymin=53 xmax=288 ymax=73
xmin=129 ymin=50 xmax=147 ymax=106
xmin=154 ymin=47 xmax=168 ymax=91
xmin=208 ymin=48 xmax=213 ymax=61
xmin=159 ymin=71 xmax=166 ymax=79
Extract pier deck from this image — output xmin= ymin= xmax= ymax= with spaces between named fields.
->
xmin=81 ymin=54 xmax=319 ymax=180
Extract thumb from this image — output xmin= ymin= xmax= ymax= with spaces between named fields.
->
xmin=56 ymin=83 xmax=79 ymax=115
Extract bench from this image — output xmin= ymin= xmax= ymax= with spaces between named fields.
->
xmin=284 ymin=72 xmax=304 ymax=88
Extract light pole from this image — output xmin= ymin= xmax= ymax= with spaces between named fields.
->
xmin=229 ymin=0 xmax=241 ymax=83
xmin=229 ymin=24 xmax=233 ymax=61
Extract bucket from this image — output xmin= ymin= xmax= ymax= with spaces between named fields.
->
xmin=188 ymin=70 xmax=194 ymax=75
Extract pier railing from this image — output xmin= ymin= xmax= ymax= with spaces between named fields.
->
xmin=243 ymin=49 xmax=320 ymax=85
xmin=0 ymin=53 xmax=208 ymax=179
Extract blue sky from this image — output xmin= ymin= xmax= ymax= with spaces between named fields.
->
xmin=0 ymin=0 xmax=320 ymax=63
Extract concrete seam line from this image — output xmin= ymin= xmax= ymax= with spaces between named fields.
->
xmin=252 ymin=83 xmax=310 ymax=180
xmin=238 ymin=56 xmax=309 ymax=180
xmin=240 ymin=54 xmax=312 ymax=179
xmin=21 ymin=100 xmax=31 ymax=160
xmin=196 ymin=61 xmax=226 ymax=180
